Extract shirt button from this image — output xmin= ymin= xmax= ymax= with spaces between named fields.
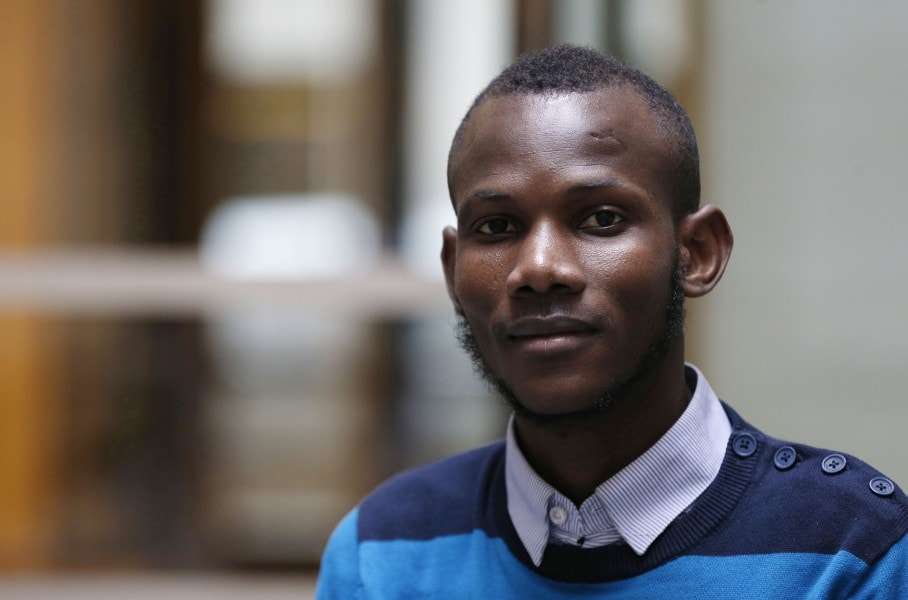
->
xmin=732 ymin=432 xmax=757 ymax=458
xmin=548 ymin=506 xmax=567 ymax=526
xmin=773 ymin=446 xmax=797 ymax=470
xmin=869 ymin=476 xmax=895 ymax=497
xmin=821 ymin=453 xmax=847 ymax=475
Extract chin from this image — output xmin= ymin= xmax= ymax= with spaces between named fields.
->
xmin=510 ymin=378 xmax=607 ymax=416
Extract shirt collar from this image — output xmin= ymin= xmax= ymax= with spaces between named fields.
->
xmin=505 ymin=363 xmax=732 ymax=566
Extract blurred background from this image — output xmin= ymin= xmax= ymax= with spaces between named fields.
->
xmin=2 ymin=0 xmax=908 ymax=597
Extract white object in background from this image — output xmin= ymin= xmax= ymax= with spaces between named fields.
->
xmin=200 ymin=194 xmax=381 ymax=280
xmin=206 ymin=0 xmax=377 ymax=85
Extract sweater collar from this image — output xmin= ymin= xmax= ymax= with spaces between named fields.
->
xmin=505 ymin=364 xmax=732 ymax=566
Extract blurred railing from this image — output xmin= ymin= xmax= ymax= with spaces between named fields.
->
xmin=0 ymin=249 xmax=448 ymax=317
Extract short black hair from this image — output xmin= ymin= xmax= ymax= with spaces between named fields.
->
xmin=447 ymin=45 xmax=700 ymax=216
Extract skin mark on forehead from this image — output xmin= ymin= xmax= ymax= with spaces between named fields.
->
xmin=459 ymin=94 xmax=630 ymax=160
xmin=587 ymin=129 xmax=626 ymax=153
xmin=483 ymin=102 xmax=628 ymax=154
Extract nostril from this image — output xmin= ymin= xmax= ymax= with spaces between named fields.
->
xmin=549 ymin=282 xmax=576 ymax=294
xmin=509 ymin=277 xmax=582 ymax=297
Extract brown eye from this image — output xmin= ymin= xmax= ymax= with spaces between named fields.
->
xmin=477 ymin=217 xmax=516 ymax=235
xmin=579 ymin=210 xmax=624 ymax=229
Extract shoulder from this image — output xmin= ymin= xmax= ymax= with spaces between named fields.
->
xmin=316 ymin=509 xmax=362 ymax=599
xmin=357 ymin=441 xmax=506 ymax=542
xmin=756 ymin=433 xmax=908 ymax=565
xmin=703 ymin=413 xmax=908 ymax=565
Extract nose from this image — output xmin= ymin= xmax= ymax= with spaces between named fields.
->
xmin=506 ymin=221 xmax=586 ymax=297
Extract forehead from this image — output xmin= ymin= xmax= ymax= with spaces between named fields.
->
xmin=451 ymin=86 xmax=675 ymax=209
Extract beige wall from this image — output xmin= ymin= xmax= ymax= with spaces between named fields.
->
xmin=694 ymin=0 xmax=908 ymax=484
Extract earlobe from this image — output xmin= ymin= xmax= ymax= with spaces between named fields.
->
xmin=441 ymin=226 xmax=464 ymax=314
xmin=678 ymin=205 xmax=733 ymax=297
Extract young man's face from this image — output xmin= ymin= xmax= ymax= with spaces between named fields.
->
xmin=443 ymin=86 xmax=683 ymax=418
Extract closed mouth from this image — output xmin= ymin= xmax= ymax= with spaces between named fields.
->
xmin=504 ymin=316 xmax=598 ymax=340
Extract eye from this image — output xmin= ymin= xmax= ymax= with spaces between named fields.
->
xmin=578 ymin=209 xmax=624 ymax=230
xmin=476 ymin=217 xmax=517 ymax=235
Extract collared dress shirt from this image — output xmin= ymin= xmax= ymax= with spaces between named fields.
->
xmin=505 ymin=363 xmax=732 ymax=567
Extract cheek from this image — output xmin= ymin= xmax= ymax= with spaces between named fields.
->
xmin=454 ymin=249 xmax=509 ymax=318
xmin=582 ymin=236 xmax=675 ymax=315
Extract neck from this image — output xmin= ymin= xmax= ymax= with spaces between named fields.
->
xmin=512 ymin=342 xmax=691 ymax=506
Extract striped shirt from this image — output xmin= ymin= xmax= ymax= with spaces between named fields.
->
xmin=505 ymin=363 xmax=732 ymax=566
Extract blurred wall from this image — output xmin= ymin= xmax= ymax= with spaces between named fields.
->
xmin=695 ymin=0 xmax=908 ymax=483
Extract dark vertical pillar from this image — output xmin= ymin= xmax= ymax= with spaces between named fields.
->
xmin=378 ymin=0 xmax=408 ymax=250
xmin=127 ymin=0 xmax=205 ymax=244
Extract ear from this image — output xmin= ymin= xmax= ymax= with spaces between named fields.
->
xmin=441 ymin=226 xmax=464 ymax=314
xmin=677 ymin=204 xmax=733 ymax=297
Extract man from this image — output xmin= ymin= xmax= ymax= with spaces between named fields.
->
xmin=317 ymin=46 xmax=907 ymax=598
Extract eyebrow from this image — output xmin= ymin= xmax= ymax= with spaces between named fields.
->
xmin=457 ymin=189 xmax=511 ymax=216
xmin=468 ymin=189 xmax=510 ymax=202
xmin=457 ymin=177 xmax=638 ymax=215
xmin=565 ymin=177 xmax=622 ymax=195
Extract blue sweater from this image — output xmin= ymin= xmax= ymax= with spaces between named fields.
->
xmin=317 ymin=406 xmax=908 ymax=598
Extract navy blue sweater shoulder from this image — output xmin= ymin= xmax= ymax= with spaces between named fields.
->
xmin=355 ymin=404 xmax=908 ymax=583
xmin=692 ymin=427 xmax=908 ymax=565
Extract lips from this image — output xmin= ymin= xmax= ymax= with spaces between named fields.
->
xmin=505 ymin=316 xmax=598 ymax=339
xmin=502 ymin=316 xmax=599 ymax=356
